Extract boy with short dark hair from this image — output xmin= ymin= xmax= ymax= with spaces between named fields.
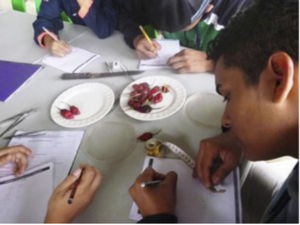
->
xmin=129 ymin=0 xmax=298 ymax=222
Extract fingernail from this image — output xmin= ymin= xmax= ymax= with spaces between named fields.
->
xmin=213 ymin=176 xmax=220 ymax=185
xmin=72 ymin=168 xmax=82 ymax=177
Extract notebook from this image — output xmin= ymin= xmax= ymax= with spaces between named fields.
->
xmin=129 ymin=156 xmax=241 ymax=223
xmin=139 ymin=39 xmax=181 ymax=69
xmin=0 ymin=60 xmax=43 ymax=102
xmin=42 ymin=46 xmax=100 ymax=73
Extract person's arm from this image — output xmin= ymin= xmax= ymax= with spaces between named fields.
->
xmin=0 ymin=146 xmax=32 ymax=175
xmin=32 ymin=0 xmax=64 ymax=47
xmin=193 ymin=132 xmax=243 ymax=188
xmin=129 ymin=167 xmax=178 ymax=223
xmin=45 ymin=164 xmax=102 ymax=223
xmin=77 ymin=0 xmax=117 ymax=39
xmin=118 ymin=1 xmax=148 ymax=49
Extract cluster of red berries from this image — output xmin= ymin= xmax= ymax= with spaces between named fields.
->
xmin=127 ymin=82 xmax=170 ymax=113
xmin=58 ymin=103 xmax=80 ymax=119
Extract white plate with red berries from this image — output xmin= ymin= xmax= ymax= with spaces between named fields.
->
xmin=120 ymin=76 xmax=186 ymax=121
xmin=50 ymin=83 xmax=115 ymax=128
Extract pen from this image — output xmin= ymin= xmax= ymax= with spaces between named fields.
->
xmin=141 ymin=179 xmax=163 ymax=188
xmin=139 ymin=25 xmax=153 ymax=46
xmin=68 ymin=169 xmax=84 ymax=204
xmin=42 ymin=26 xmax=59 ymax=42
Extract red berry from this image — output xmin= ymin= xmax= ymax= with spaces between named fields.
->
xmin=153 ymin=93 xmax=163 ymax=104
xmin=70 ymin=105 xmax=80 ymax=115
xmin=149 ymin=86 xmax=160 ymax=95
xmin=60 ymin=109 xmax=74 ymax=119
xmin=138 ymin=132 xmax=153 ymax=141
xmin=137 ymin=129 xmax=162 ymax=141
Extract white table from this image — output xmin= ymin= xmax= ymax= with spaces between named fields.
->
xmin=0 ymin=10 xmax=243 ymax=223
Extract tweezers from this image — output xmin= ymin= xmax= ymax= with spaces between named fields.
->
xmin=3 ymin=131 xmax=46 ymax=139
xmin=0 ymin=108 xmax=39 ymax=137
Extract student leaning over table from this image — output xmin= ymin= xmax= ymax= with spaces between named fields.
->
xmin=0 ymin=146 xmax=102 ymax=223
xmin=129 ymin=0 xmax=298 ymax=223
xmin=119 ymin=0 xmax=252 ymax=74
xmin=33 ymin=0 xmax=123 ymax=57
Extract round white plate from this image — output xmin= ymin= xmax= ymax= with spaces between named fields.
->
xmin=183 ymin=93 xmax=226 ymax=127
xmin=50 ymin=83 xmax=115 ymax=128
xmin=120 ymin=76 xmax=186 ymax=121
xmin=83 ymin=121 xmax=136 ymax=163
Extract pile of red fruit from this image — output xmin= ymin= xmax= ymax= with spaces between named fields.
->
xmin=127 ymin=82 xmax=170 ymax=113
xmin=58 ymin=103 xmax=80 ymax=119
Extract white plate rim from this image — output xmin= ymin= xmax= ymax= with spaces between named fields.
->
xmin=120 ymin=76 xmax=186 ymax=121
xmin=50 ymin=82 xmax=115 ymax=128
xmin=183 ymin=92 xmax=225 ymax=128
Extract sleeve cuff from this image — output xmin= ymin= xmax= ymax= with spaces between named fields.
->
xmin=37 ymin=31 xmax=58 ymax=48
xmin=138 ymin=213 xmax=178 ymax=223
xmin=78 ymin=0 xmax=93 ymax=18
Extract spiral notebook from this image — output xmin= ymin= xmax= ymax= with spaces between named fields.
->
xmin=0 ymin=60 xmax=43 ymax=102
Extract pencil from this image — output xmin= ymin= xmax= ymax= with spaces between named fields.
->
xmin=68 ymin=169 xmax=84 ymax=204
xmin=141 ymin=180 xmax=163 ymax=188
xmin=42 ymin=26 xmax=59 ymax=42
xmin=139 ymin=25 xmax=153 ymax=45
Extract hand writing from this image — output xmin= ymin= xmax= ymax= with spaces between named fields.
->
xmin=134 ymin=35 xmax=161 ymax=59
xmin=129 ymin=167 xmax=177 ymax=217
xmin=45 ymin=164 xmax=102 ymax=223
xmin=44 ymin=35 xmax=71 ymax=57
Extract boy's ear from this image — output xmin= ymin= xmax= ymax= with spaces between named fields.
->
xmin=268 ymin=52 xmax=295 ymax=103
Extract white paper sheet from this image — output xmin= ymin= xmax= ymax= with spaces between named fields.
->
xmin=139 ymin=40 xmax=180 ymax=69
xmin=42 ymin=47 xmax=100 ymax=73
xmin=0 ymin=163 xmax=53 ymax=223
xmin=0 ymin=130 xmax=84 ymax=185
xmin=129 ymin=156 xmax=241 ymax=223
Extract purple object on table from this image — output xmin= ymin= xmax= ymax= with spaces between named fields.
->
xmin=0 ymin=60 xmax=43 ymax=102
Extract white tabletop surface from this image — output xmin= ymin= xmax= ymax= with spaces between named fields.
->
xmin=0 ymin=11 xmax=233 ymax=223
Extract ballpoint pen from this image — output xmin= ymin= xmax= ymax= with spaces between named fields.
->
xmin=68 ymin=169 xmax=84 ymax=204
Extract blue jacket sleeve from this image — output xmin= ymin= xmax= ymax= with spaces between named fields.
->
xmin=32 ymin=0 xmax=64 ymax=45
xmin=81 ymin=0 xmax=118 ymax=39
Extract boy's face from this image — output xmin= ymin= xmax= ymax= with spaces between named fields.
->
xmin=214 ymin=57 xmax=282 ymax=161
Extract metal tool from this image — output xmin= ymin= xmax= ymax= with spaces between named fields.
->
xmin=0 ymin=108 xmax=39 ymax=137
xmin=3 ymin=130 xmax=46 ymax=139
xmin=61 ymin=70 xmax=145 ymax=79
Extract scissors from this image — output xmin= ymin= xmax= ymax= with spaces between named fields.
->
xmin=0 ymin=108 xmax=39 ymax=137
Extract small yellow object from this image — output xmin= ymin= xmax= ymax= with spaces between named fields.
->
xmin=145 ymin=138 xmax=163 ymax=157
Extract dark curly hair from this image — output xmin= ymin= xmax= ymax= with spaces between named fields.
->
xmin=208 ymin=0 xmax=298 ymax=85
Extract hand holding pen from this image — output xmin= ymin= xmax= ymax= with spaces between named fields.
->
xmin=133 ymin=25 xmax=161 ymax=60
xmin=44 ymin=165 xmax=102 ymax=223
xmin=129 ymin=165 xmax=178 ymax=217
xmin=42 ymin=27 xmax=71 ymax=57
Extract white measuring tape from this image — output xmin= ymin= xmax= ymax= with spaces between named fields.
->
xmin=145 ymin=139 xmax=195 ymax=169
